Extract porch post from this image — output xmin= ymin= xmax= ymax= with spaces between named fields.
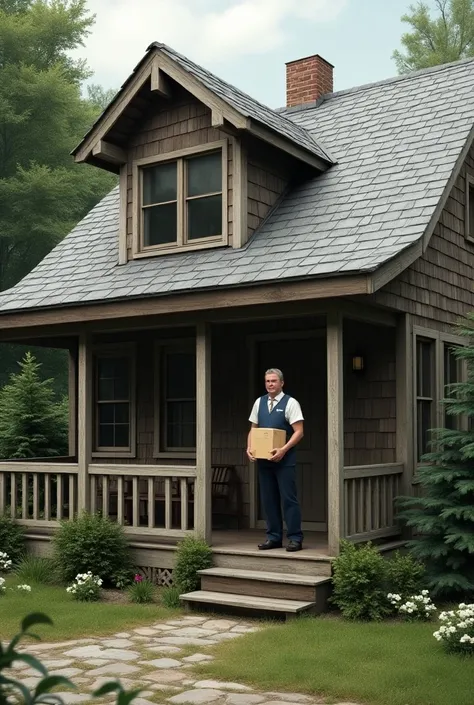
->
xmin=68 ymin=346 xmax=77 ymax=458
xmin=327 ymin=310 xmax=344 ymax=556
xmin=396 ymin=313 xmax=413 ymax=497
xmin=77 ymin=332 xmax=92 ymax=514
xmin=195 ymin=322 xmax=212 ymax=543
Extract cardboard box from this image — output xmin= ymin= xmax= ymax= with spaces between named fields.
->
xmin=250 ymin=427 xmax=287 ymax=460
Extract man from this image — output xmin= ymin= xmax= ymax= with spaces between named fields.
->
xmin=247 ymin=368 xmax=304 ymax=552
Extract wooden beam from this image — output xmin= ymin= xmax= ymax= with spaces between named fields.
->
xmin=211 ymin=110 xmax=224 ymax=128
xmin=92 ymin=140 xmax=127 ymax=166
xmin=119 ymin=165 xmax=128 ymax=265
xmin=68 ymin=348 xmax=77 ymax=458
xmin=396 ymin=313 xmax=413 ymax=499
xmin=150 ymin=59 xmax=171 ymax=97
xmin=232 ymin=138 xmax=248 ymax=249
xmin=194 ymin=323 xmax=212 ymax=543
xmin=77 ymin=333 xmax=92 ymax=514
xmin=0 ymin=275 xmax=371 ymax=332
xmin=327 ymin=310 xmax=344 ymax=556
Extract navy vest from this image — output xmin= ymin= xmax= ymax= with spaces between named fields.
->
xmin=257 ymin=394 xmax=296 ymax=467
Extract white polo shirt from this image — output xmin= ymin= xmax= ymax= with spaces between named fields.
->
xmin=249 ymin=392 xmax=304 ymax=426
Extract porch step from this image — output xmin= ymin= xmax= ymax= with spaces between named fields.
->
xmin=199 ymin=567 xmax=331 ymax=603
xmin=180 ymin=590 xmax=315 ymax=618
xmin=211 ymin=548 xmax=332 ymax=576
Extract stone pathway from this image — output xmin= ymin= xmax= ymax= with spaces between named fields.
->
xmin=7 ymin=616 xmax=359 ymax=705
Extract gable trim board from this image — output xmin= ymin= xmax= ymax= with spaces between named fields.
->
xmin=73 ymin=46 xmax=332 ymax=173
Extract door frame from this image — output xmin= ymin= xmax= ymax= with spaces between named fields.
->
xmin=246 ymin=328 xmax=327 ymax=530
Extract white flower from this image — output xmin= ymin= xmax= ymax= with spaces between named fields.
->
xmin=17 ymin=584 xmax=31 ymax=592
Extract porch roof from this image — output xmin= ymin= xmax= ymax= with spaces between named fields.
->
xmin=1 ymin=56 xmax=474 ymax=315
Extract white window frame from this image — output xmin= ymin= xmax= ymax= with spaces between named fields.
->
xmin=132 ymin=140 xmax=228 ymax=258
xmin=92 ymin=343 xmax=137 ymax=458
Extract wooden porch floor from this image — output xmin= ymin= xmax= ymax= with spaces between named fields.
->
xmin=211 ymin=530 xmax=331 ymax=559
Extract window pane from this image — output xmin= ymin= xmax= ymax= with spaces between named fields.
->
xmin=417 ymin=340 xmax=433 ymax=398
xmin=97 ymin=357 xmax=130 ymax=402
xmin=444 ymin=345 xmax=461 ymax=430
xmin=144 ymin=203 xmax=177 ymax=246
xmin=187 ymin=194 xmax=222 ymax=240
xmin=166 ymin=352 xmax=196 ymax=398
xmin=187 ymin=152 xmax=222 ymax=197
xmin=114 ymin=402 xmax=130 ymax=424
xmin=98 ymin=404 xmax=114 ymax=424
xmin=143 ymin=162 xmax=177 ymax=205
xmin=417 ymin=399 xmax=432 ymax=460
xmin=114 ymin=424 xmax=130 ymax=448
xmin=98 ymin=424 xmax=114 ymax=448
xmin=166 ymin=400 xmax=196 ymax=449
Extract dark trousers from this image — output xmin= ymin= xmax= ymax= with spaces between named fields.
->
xmin=258 ymin=461 xmax=303 ymax=544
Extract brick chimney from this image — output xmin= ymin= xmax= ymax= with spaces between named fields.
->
xmin=286 ymin=54 xmax=334 ymax=108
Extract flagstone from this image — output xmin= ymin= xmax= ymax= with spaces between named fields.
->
xmin=133 ymin=628 xmax=158 ymax=636
xmin=168 ymin=689 xmax=225 ymax=704
xmin=169 ymin=628 xmax=218 ymax=638
xmin=194 ymin=680 xmax=251 ymax=692
xmin=49 ymin=667 xmax=84 ymax=678
xmin=226 ymin=695 xmax=266 ymax=705
xmin=142 ymin=670 xmax=188 ymax=684
xmin=148 ymin=658 xmax=182 ymax=669
xmin=101 ymin=639 xmax=135 ymax=648
xmin=114 ymin=632 xmax=131 ymax=638
xmin=87 ymin=663 xmax=141 ymax=676
xmin=154 ymin=637 xmax=217 ymax=647
xmin=147 ymin=646 xmax=182 ymax=654
xmin=42 ymin=659 xmax=75 ymax=668
xmin=202 ymin=620 xmax=238 ymax=631
xmin=182 ymin=653 xmax=214 ymax=663
xmin=53 ymin=694 xmax=91 ymax=704
xmin=84 ymin=659 xmax=112 ymax=666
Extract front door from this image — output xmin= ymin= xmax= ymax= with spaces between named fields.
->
xmin=252 ymin=333 xmax=327 ymax=530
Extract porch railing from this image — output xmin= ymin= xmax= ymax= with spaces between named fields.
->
xmin=0 ymin=461 xmax=79 ymax=526
xmin=89 ymin=464 xmax=196 ymax=539
xmin=343 ymin=463 xmax=404 ymax=542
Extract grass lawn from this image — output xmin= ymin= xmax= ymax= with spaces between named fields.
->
xmin=0 ymin=577 xmax=178 ymax=641
xmin=197 ymin=615 xmax=474 ymax=705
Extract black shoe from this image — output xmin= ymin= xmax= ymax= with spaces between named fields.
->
xmin=286 ymin=541 xmax=303 ymax=552
xmin=258 ymin=540 xmax=283 ymax=550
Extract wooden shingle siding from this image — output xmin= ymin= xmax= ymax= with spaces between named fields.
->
xmin=343 ymin=321 xmax=396 ymax=467
xmin=246 ymin=141 xmax=289 ymax=239
xmin=374 ymin=143 xmax=474 ymax=330
xmin=125 ymin=91 xmax=233 ymax=261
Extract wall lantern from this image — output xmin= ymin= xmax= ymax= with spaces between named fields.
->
xmin=352 ymin=355 xmax=364 ymax=372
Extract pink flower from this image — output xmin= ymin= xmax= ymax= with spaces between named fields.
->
xmin=134 ymin=574 xmax=143 ymax=583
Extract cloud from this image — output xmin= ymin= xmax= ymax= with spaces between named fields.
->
xmin=76 ymin=0 xmax=347 ymax=88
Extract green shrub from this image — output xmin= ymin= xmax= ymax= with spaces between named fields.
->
xmin=385 ymin=550 xmax=426 ymax=599
xmin=15 ymin=556 xmax=58 ymax=585
xmin=0 ymin=516 xmax=25 ymax=566
xmin=173 ymin=535 xmax=213 ymax=593
xmin=66 ymin=571 xmax=102 ymax=601
xmin=128 ymin=576 xmax=155 ymax=604
xmin=161 ymin=586 xmax=181 ymax=608
xmin=331 ymin=540 xmax=391 ymax=621
xmin=53 ymin=512 xmax=133 ymax=586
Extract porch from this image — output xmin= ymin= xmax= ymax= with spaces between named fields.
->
xmin=0 ymin=300 xmax=412 ymax=571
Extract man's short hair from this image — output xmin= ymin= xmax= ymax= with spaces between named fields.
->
xmin=265 ymin=368 xmax=284 ymax=382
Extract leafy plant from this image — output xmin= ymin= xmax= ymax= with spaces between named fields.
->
xmin=0 ymin=353 xmax=68 ymax=459
xmin=128 ymin=575 xmax=155 ymax=604
xmin=0 ymin=552 xmax=12 ymax=573
xmin=114 ymin=568 xmax=135 ymax=590
xmin=15 ymin=556 xmax=58 ymax=585
xmin=385 ymin=551 xmax=426 ymax=599
xmin=53 ymin=512 xmax=133 ymax=586
xmin=173 ymin=535 xmax=213 ymax=593
xmin=434 ymin=603 xmax=474 ymax=654
xmin=66 ymin=572 xmax=102 ymax=602
xmin=161 ymin=586 xmax=181 ymax=609
xmin=331 ymin=540 xmax=391 ymax=621
xmin=0 ymin=612 xmax=142 ymax=705
xmin=0 ymin=516 xmax=25 ymax=566
xmin=388 ymin=590 xmax=437 ymax=621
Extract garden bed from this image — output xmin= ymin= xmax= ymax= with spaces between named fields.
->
xmin=196 ymin=614 xmax=474 ymax=705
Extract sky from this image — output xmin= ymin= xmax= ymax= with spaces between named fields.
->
xmin=77 ymin=0 xmax=416 ymax=109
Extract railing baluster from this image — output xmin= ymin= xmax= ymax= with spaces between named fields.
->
xmin=132 ymin=477 xmax=138 ymax=527
xmin=117 ymin=476 xmax=124 ymax=525
xmin=165 ymin=478 xmax=172 ymax=529
xmin=69 ymin=475 xmax=75 ymax=519
xmin=56 ymin=475 xmax=63 ymax=520
xmin=44 ymin=474 xmax=51 ymax=521
xmin=102 ymin=476 xmax=109 ymax=518
xmin=90 ymin=475 xmax=97 ymax=513
xmin=10 ymin=473 xmax=17 ymax=519
xmin=32 ymin=474 xmax=39 ymax=520
xmin=148 ymin=477 xmax=155 ymax=529
xmin=180 ymin=478 xmax=188 ymax=531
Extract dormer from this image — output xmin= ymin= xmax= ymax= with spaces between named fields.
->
xmin=72 ymin=44 xmax=334 ymax=263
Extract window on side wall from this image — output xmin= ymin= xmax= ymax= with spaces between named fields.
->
xmin=443 ymin=343 xmax=464 ymax=430
xmin=465 ymin=172 xmax=474 ymax=243
xmin=93 ymin=346 xmax=136 ymax=456
xmin=415 ymin=338 xmax=435 ymax=462
xmin=133 ymin=141 xmax=227 ymax=257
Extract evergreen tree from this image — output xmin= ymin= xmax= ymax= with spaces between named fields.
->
xmin=393 ymin=0 xmax=474 ymax=74
xmin=0 ymin=352 xmax=68 ymax=458
xmin=397 ymin=318 xmax=474 ymax=598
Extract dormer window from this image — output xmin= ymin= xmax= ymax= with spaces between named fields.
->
xmin=133 ymin=141 xmax=228 ymax=256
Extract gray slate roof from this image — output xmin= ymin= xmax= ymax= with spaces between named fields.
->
xmin=154 ymin=43 xmax=333 ymax=164
xmin=1 ymin=57 xmax=474 ymax=314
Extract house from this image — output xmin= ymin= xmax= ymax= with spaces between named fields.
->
xmin=0 ymin=43 xmax=474 ymax=615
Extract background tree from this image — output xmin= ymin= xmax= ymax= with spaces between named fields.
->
xmin=0 ymin=352 xmax=68 ymax=458
xmin=397 ymin=318 xmax=474 ymax=598
xmin=393 ymin=0 xmax=474 ymax=73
